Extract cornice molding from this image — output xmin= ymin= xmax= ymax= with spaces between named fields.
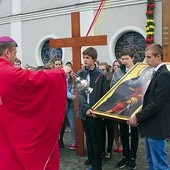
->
xmin=0 ymin=0 xmax=160 ymax=25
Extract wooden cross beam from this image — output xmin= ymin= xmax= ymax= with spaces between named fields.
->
xmin=49 ymin=12 xmax=107 ymax=156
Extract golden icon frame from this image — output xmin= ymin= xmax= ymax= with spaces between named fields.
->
xmin=92 ymin=62 xmax=170 ymax=122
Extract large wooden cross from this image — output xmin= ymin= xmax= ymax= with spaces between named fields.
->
xmin=49 ymin=12 xmax=107 ymax=156
xmin=162 ymin=0 xmax=170 ymax=62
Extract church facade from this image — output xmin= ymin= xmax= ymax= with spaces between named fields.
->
xmin=0 ymin=0 xmax=162 ymax=67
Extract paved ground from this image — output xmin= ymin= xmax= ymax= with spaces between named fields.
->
xmin=59 ymin=131 xmax=170 ymax=170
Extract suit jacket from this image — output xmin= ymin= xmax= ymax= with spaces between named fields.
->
xmin=136 ymin=64 xmax=170 ymax=139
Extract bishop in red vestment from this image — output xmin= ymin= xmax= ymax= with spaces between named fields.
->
xmin=0 ymin=36 xmax=70 ymax=170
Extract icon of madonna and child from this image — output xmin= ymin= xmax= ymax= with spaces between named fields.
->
xmin=92 ymin=63 xmax=154 ymax=122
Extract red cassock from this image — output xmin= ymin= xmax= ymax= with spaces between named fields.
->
xmin=0 ymin=58 xmax=67 ymax=170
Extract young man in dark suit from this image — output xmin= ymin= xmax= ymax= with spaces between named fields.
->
xmin=128 ymin=44 xmax=170 ymax=170
xmin=77 ymin=47 xmax=109 ymax=170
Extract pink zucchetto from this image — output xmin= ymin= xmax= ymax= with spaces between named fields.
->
xmin=0 ymin=36 xmax=15 ymax=43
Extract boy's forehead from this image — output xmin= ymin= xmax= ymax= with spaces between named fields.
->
xmin=121 ymin=55 xmax=132 ymax=59
xmin=83 ymin=55 xmax=92 ymax=59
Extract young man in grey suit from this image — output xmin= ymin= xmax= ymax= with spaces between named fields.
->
xmin=128 ymin=44 xmax=170 ymax=170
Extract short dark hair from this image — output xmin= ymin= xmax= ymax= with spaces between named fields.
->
xmin=145 ymin=44 xmax=164 ymax=61
xmin=0 ymin=41 xmax=18 ymax=56
xmin=65 ymin=61 xmax=72 ymax=66
xmin=83 ymin=47 xmax=97 ymax=60
xmin=121 ymin=48 xmax=135 ymax=58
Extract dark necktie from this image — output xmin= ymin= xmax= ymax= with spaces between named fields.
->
xmin=151 ymin=70 xmax=156 ymax=79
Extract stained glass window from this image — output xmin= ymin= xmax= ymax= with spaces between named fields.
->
xmin=41 ymin=40 xmax=62 ymax=64
xmin=115 ymin=32 xmax=146 ymax=62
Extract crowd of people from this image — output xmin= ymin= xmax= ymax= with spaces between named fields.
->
xmin=0 ymin=35 xmax=170 ymax=170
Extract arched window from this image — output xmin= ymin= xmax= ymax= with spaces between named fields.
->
xmin=115 ymin=32 xmax=146 ymax=62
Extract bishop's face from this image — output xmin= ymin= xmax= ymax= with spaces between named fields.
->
xmin=6 ymin=47 xmax=17 ymax=64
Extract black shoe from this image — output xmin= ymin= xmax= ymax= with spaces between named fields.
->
xmin=59 ymin=140 xmax=65 ymax=148
xmin=128 ymin=158 xmax=136 ymax=170
xmin=116 ymin=157 xmax=127 ymax=169
xmin=84 ymin=159 xmax=91 ymax=165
